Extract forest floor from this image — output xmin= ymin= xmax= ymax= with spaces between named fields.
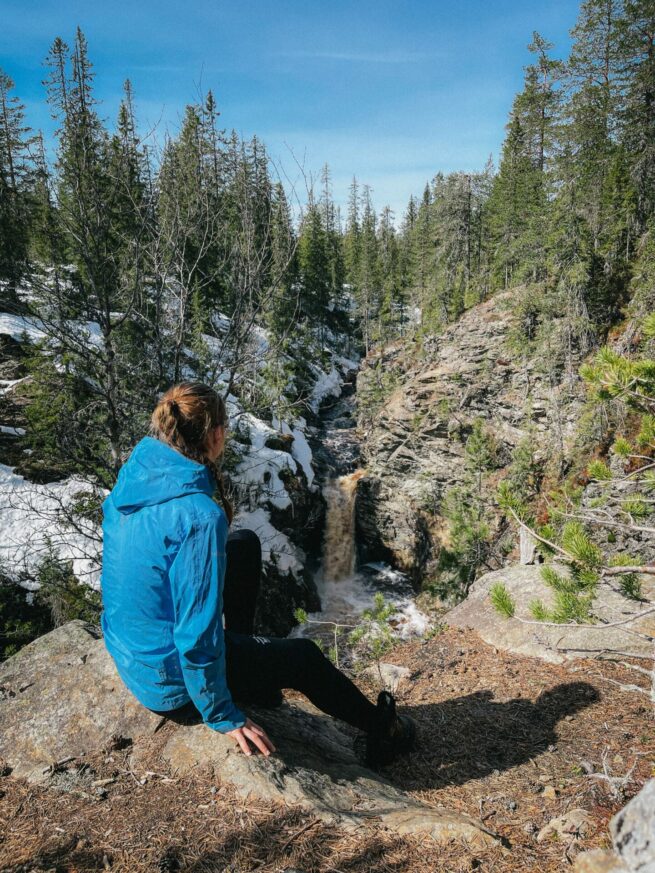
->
xmin=1 ymin=626 xmax=653 ymax=873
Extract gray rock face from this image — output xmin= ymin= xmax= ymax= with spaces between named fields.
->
xmin=0 ymin=621 xmax=495 ymax=846
xmin=574 ymin=780 xmax=655 ymax=872
xmin=0 ymin=620 xmax=161 ymax=782
xmin=446 ymin=564 xmax=655 ymax=664
xmin=362 ymin=662 xmax=412 ymax=693
xmin=150 ymin=699 xmax=492 ymax=843
xmin=611 ymin=779 xmax=655 ymax=871
xmin=355 ymin=292 xmax=585 ymax=580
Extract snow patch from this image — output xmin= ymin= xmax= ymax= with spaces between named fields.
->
xmin=309 ymin=364 xmax=342 ymax=413
xmin=0 ymin=314 xmax=48 ymax=344
xmin=0 ymin=377 xmax=29 ymax=396
xmin=232 ymin=506 xmax=303 ymax=576
xmin=272 ymin=414 xmax=315 ymax=489
xmin=0 ymin=464 xmax=103 ymax=588
xmin=0 ymin=313 xmax=104 ymax=350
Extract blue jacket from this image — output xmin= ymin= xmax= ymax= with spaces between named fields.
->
xmin=100 ymin=435 xmax=246 ymax=733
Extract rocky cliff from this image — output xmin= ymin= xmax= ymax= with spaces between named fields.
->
xmin=354 ymin=291 xmax=585 ymax=586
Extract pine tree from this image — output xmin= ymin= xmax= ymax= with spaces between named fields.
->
xmin=438 ymin=419 xmax=500 ymax=599
xmin=297 ymin=197 xmax=330 ymax=333
xmin=357 ymin=185 xmax=380 ymax=353
xmin=343 ymin=176 xmax=361 ymax=310
xmin=320 ymin=164 xmax=346 ymax=325
xmin=0 ymin=69 xmax=34 ymax=304
xmin=616 ymin=0 xmax=655 ymax=226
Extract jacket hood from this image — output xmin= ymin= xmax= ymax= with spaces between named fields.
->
xmin=107 ymin=436 xmax=215 ymax=514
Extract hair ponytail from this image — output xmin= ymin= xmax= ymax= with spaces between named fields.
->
xmin=151 ymin=382 xmax=234 ymax=525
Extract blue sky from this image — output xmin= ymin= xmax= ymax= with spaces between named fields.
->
xmin=1 ymin=0 xmax=581 ymax=220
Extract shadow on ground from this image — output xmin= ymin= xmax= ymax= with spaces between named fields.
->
xmin=150 ymin=679 xmax=601 ymax=793
xmin=389 ymin=681 xmax=601 ymax=790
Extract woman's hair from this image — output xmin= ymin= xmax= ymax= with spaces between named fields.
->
xmin=150 ymin=382 xmax=234 ymax=524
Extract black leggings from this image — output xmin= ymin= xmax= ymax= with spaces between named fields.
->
xmin=153 ymin=528 xmax=377 ymax=733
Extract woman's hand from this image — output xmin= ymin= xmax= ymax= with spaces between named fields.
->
xmin=226 ymin=718 xmax=276 ymax=757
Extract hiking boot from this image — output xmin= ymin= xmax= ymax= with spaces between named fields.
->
xmin=365 ymin=690 xmax=416 ymax=768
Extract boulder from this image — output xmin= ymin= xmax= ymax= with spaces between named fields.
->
xmin=537 ymin=808 xmax=593 ymax=842
xmin=574 ymin=779 xmax=655 ymax=872
xmin=0 ymin=620 xmax=160 ymax=782
xmin=363 ymin=661 xmax=412 ymax=693
xmin=150 ymin=698 xmax=491 ymax=843
xmin=446 ymin=564 xmax=655 ymax=664
xmin=611 ymin=779 xmax=655 ymax=871
xmin=0 ymin=621 xmax=495 ymax=846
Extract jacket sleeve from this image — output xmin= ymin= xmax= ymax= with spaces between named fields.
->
xmin=169 ymin=512 xmax=246 ymax=733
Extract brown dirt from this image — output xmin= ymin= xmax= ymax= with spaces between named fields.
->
xmin=1 ymin=627 xmax=653 ymax=873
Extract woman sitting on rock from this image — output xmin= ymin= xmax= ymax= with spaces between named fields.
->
xmin=100 ymin=381 xmax=415 ymax=767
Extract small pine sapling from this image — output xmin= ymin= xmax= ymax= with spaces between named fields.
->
xmin=489 ymin=582 xmax=516 ymax=618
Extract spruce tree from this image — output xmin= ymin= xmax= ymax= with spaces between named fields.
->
xmin=343 ymin=176 xmax=361 ymax=310
xmin=357 ymin=185 xmax=381 ymax=353
xmin=320 ymin=164 xmax=346 ymax=326
xmin=617 ymin=0 xmax=655 ymax=226
xmin=297 ymin=197 xmax=330 ymax=335
xmin=0 ymin=69 xmax=34 ymax=305
xmin=377 ymin=205 xmax=404 ymax=340
xmin=28 ymin=30 xmax=155 ymax=478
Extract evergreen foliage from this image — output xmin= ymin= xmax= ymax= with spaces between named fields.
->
xmin=489 ymin=582 xmax=516 ymax=618
xmin=0 ymin=571 xmax=53 ymax=661
xmin=437 ymin=420 xmax=500 ymax=599
xmin=493 ymin=307 xmax=655 ymax=625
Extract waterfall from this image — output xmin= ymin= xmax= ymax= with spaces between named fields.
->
xmin=321 ymin=469 xmax=365 ymax=582
xmin=289 ymin=375 xmax=428 ymax=641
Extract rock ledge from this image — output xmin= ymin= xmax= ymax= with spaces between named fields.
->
xmin=0 ymin=621 xmax=495 ymax=846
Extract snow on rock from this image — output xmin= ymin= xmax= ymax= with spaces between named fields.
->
xmin=232 ymin=506 xmax=304 ymax=576
xmin=272 ymin=414 xmax=315 ymax=489
xmin=309 ymin=364 xmax=343 ymax=413
xmin=0 ymin=300 xmax=355 ymax=591
xmin=334 ymin=354 xmax=360 ymax=374
xmin=0 ymin=464 xmax=103 ymax=588
xmin=307 ymin=349 xmax=360 ymax=414
xmin=0 ymin=377 xmax=29 ymax=396
xmin=233 ymin=412 xmax=298 ymax=511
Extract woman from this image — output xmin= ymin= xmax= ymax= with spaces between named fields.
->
xmin=100 ymin=382 xmax=415 ymax=766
